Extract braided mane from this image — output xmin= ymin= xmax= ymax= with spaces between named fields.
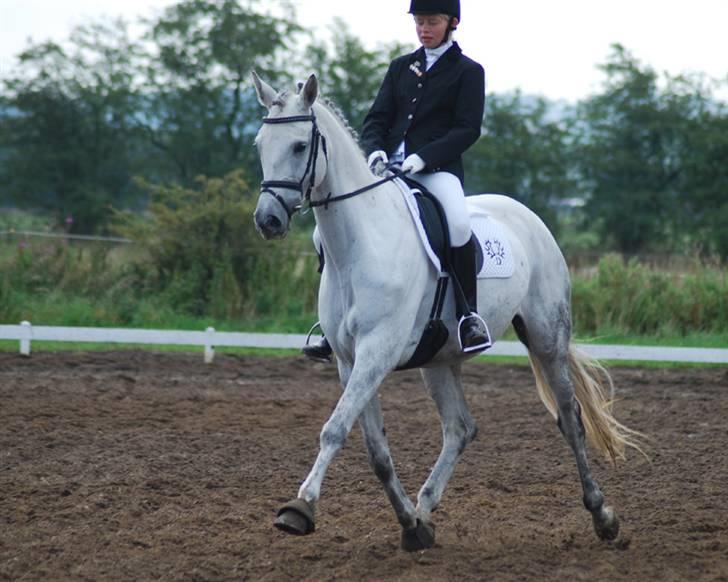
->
xmin=319 ymin=98 xmax=361 ymax=145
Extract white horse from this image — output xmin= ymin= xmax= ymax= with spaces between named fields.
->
xmin=251 ymin=72 xmax=641 ymax=551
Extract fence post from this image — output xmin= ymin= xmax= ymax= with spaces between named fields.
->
xmin=204 ymin=327 xmax=216 ymax=364
xmin=20 ymin=321 xmax=32 ymax=356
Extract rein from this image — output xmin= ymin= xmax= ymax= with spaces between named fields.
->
xmin=260 ymin=112 xmax=406 ymax=215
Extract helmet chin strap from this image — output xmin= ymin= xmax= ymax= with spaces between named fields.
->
xmin=435 ymin=17 xmax=455 ymax=47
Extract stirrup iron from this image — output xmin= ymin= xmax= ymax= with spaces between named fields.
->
xmin=457 ymin=313 xmax=492 ymax=353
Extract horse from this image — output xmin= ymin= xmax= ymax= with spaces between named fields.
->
xmin=251 ymin=72 xmax=641 ymax=551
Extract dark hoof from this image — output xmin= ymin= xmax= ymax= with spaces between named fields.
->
xmin=401 ymin=519 xmax=435 ymax=552
xmin=592 ymin=506 xmax=620 ymax=541
xmin=274 ymin=498 xmax=315 ymax=536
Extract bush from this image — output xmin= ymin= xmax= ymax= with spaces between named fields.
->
xmin=114 ymin=170 xmax=262 ymax=317
xmin=572 ymin=254 xmax=728 ymax=336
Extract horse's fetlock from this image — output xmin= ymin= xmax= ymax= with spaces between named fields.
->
xmin=467 ymin=423 xmax=478 ymax=444
xmin=583 ymin=490 xmax=604 ymax=513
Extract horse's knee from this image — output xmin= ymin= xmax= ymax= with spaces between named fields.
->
xmin=320 ymin=422 xmax=347 ymax=449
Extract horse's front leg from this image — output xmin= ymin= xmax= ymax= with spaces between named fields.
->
xmin=274 ymin=342 xmax=396 ymax=536
xmin=404 ymin=365 xmax=478 ymax=551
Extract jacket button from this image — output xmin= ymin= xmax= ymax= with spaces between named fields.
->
xmin=417 ymin=83 xmax=423 ymax=88
xmin=412 ymin=98 xmax=417 ymax=103
xmin=407 ymin=114 xmax=413 ymax=120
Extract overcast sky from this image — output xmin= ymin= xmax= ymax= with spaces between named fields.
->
xmin=1 ymin=0 xmax=726 ymax=102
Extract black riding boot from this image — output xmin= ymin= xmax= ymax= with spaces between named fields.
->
xmin=302 ymin=336 xmax=333 ymax=362
xmin=450 ymin=236 xmax=491 ymax=353
xmin=302 ymin=319 xmax=333 ymax=363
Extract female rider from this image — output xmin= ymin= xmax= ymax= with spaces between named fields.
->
xmin=304 ymin=0 xmax=488 ymax=361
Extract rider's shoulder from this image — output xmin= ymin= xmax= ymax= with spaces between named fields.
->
xmin=450 ymin=44 xmax=484 ymax=74
xmin=389 ymin=48 xmax=423 ymax=68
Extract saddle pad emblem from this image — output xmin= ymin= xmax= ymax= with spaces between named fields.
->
xmin=471 ymin=213 xmax=515 ymax=279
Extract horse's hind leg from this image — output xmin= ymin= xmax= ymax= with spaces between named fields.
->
xmin=358 ymin=396 xmax=418 ymax=530
xmin=520 ymin=312 xmax=620 ymax=541
xmin=407 ymin=364 xmax=478 ymax=550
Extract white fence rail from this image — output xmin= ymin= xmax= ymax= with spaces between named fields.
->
xmin=1 ymin=322 xmax=727 ymax=364
xmin=0 ymin=230 xmax=132 ymax=243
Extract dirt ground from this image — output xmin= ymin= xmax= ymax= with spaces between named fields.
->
xmin=1 ymin=351 xmax=727 ymax=581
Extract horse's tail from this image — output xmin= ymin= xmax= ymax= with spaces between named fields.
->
xmin=528 ymin=345 xmax=645 ymax=464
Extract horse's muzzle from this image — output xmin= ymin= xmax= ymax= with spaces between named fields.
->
xmin=254 ymin=208 xmax=288 ymax=239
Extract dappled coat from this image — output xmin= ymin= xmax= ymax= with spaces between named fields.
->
xmin=360 ymin=41 xmax=485 ymax=185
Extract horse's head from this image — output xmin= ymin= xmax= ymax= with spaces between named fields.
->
xmin=251 ymin=72 xmax=327 ymax=239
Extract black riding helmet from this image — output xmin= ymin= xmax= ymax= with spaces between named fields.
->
xmin=409 ymin=0 xmax=460 ymax=44
xmin=408 ymin=0 xmax=461 ymax=22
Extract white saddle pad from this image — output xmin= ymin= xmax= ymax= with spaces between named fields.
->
xmin=396 ymin=179 xmax=514 ymax=279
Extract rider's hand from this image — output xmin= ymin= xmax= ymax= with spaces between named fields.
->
xmin=368 ymin=150 xmax=389 ymax=177
xmin=402 ymin=154 xmax=426 ymax=175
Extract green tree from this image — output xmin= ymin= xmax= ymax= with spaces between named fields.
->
xmin=113 ymin=170 xmax=258 ymax=317
xmin=305 ymin=19 xmax=411 ymax=131
xmin=0 ymin=22 xmax=144 ymax=232
xmin=671 ymin=77 xmax=728 ymax=258
xmin=137 ymin=0 xmax=302 ymax=183
xmin=573 ymin=44 xmax=727 ymax=255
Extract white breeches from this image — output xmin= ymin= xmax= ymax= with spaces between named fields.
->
xmin=415 ymin=172 xmax=472 ymax=247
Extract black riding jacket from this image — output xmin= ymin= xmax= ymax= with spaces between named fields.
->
xmin=361 ymin=42 xmax=485 ymax=185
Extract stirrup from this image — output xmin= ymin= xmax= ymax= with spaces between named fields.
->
xmin=457 ymin=313 xmax=492 ymax=353
xmin=305 ymin=322 xmax=323 ymax=346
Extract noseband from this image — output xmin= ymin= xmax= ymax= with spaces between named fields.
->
xmin=259 ymin=113 xmax=328 ymax=219
xmin=259 ymin=112 xmax=407 ymax=217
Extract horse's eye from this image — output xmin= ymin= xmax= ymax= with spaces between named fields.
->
xmin=293 ymin=141 xmax=307 ymax=154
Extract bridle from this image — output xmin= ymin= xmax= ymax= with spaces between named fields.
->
xmin=259 ymin=111 xmax=406 ymax=217
xmin=259 ymin=113 xmax=328 ymax=219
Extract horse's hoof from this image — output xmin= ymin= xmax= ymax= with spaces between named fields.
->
xmin=274 ymin=498 xmax=315 ymax=536
xmin=592 ymin=505 xmax=620 ymax=541
xmin=401 ymin=519 xmax=436 ymax=552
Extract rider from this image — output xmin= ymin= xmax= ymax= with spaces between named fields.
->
xmin=303 ymin=0 xmax=489 ymax=361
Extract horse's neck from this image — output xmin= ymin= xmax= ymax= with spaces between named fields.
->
xmin=312 ymin=107 xmax=411 ymax=267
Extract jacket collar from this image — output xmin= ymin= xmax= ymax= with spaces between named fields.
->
xmin=409 ymin=42 xmax=462 ymax=78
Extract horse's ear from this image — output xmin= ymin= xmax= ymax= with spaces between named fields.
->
xmin=251 ymin=70 xmax=277 ymax=109
xmin=300 ymin=74 xmax=318 ymax=109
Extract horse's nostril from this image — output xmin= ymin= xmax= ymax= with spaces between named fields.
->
xmin=265 ymin=215 xmax=282 ymax=230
